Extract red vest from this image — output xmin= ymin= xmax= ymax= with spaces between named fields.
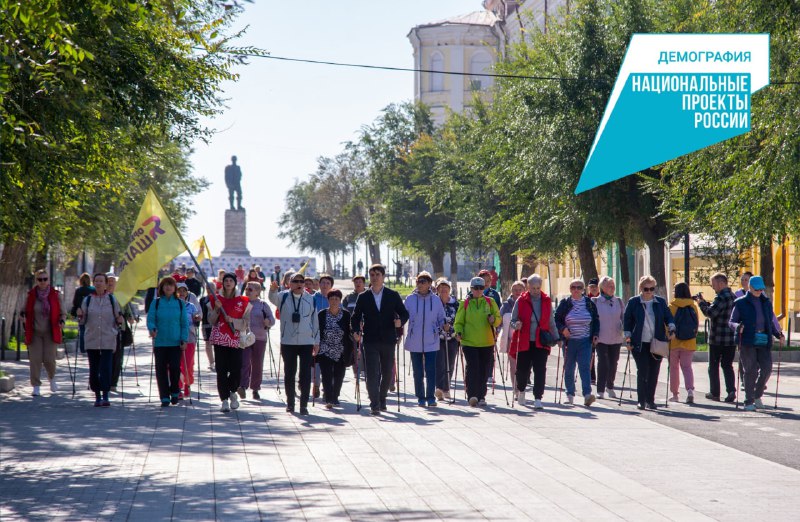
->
xmin=25 ymin=287 xmax=63 ymax=344
xmin=510 ymin=291 xmax=552 ymax=356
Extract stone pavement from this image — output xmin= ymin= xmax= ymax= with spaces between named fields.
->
xmin=2 ymin=323 xmax=800 ymax=521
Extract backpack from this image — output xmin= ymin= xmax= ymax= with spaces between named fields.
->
xmin=83 ymin=294 xmax=120 ymax=325
xmin=463 ymin=295 xmax=492 ymax=311
xmin=674 ymin=305 xmax=698 ymax=340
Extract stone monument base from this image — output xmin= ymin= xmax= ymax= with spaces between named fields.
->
xmin=220 ymin=209 xmax=250 ymax=256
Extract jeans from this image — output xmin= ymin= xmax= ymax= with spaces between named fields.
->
xmin=154 ymin=346 xmax=182 ymax=402
xmin=708 ymin=344 xmax=736 ymax=397
xmin=516 ymin=345 xmax=549 ymax=399
xmin=632 ymin=342 xmax=663 ymax=405
xmin=595 ymin=343 xmax=621 ymax=394
xmin=281 ymin=344 xmax=312 ymax=408
xmin=214 ymin=345 xmax=243 ymax=401
xmin=436 ymin=338 xmax=459 ymax=391
xmin=318 ymin=353 xmax=347 ymax=404
xmin=88 ymin=349 xmax=114 ymax=397
xmin=462 ymin=346 xmax=493 ymax=401
xmin=563 ymin=338 xmax=592 ymax=397
xmin=363 ymin=342 xmax=395 ymax=410
xmin=410 ymin=350 xmax=437 ymax=404
xmin=79 ymin=324 xmax=86 ymax=353
xmin=739 ymin=344 xmax=772 ymax=405
xmin=241 ymin=339 xmax=267 ymax=390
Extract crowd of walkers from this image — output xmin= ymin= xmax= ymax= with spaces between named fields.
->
xmin=21 ymin=263 xmax=787 ymax=416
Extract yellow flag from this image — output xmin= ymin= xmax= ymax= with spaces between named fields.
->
xmin=296 ymin=259 xmax=310 ymax=275
xmin=191 ymin=236 xmax=212 ymax=263
xmin=115 ymin=188 xmax=188 ymax=306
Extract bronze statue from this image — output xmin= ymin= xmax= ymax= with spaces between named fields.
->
xmin=225 ymin=155 xmax=243 ymax=210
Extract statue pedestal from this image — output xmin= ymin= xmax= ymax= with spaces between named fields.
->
xmin=221 ymin=209 xmax=250 ymax=256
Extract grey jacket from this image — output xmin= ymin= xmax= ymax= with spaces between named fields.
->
xmin=81 ymin=293 xmax=122 ymax=352
xmin=268 ymin=289 xmax=319 ymax=346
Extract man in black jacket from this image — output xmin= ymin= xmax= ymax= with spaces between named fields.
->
xmin=351 ymin=264 xmax=409 ymax=415
xmin=185 ymin=267 xmax=203 ymax=298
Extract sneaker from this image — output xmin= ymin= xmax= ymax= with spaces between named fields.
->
xmin=220 ymin=400 xmax=231 ymax=412
xmin=253 ymin=390 xmax=261 ymax=400
xmin=230 ymin=394 xmax=240 ymax=410
xmin=94 ymin=398 xmax=103 ymax=407
xmin=606 ymin=389 xmax=617 ymax=399
xmin=646 ymin=401 xmax=658 ymax=410
xmin=478 ymin=399 xmax=487 ymax=407
xmin=686 ymin=392 xmax=694 ymax=405
xmin=637 ymin=403 xmax=646 ymax=410
xmin=161 ymin=399 xmax=170 ymax=408
xmin=428 ymin=400 xmax=438 ymax=408
xmin=597 ymin=392 xmax=604 ymax=400
xmin=517 ymin=391 xmax=527 ymax=406
xmin=754 ymin=398 xmax=765 ymax=409
xmin=237 ymin=387 xmax=246 ymax=399
xmin=380 ymin=401 xmax=387 ymax=411
xmin=418 ymin=400 xmax=426 ymax=407
xmin=370 ymin=408 xmax=381 ymax=415
xmin=566 ymin=394 xmax=574 ymax=405
xmin=669 ymin=395 xmax=679 ymax=402
xmin=434 ymin=388 xmax=444 ymax=401
xmin=584 ymin=394 xmax=596 ymax=407
xmin=724 ymin=392 xmax=736 ymax=403
xmin=286 ymin=404 xmax=295 ymax=413
xmin=171 ymin=394 xmax=179 ymax=405
xmin=32 ymin=386 xmax=41 ymax=397
xmin=706 ymin=392 xmax=721 ymax=401
xmin=443 ymin=390 xmax=451 ymax=401
xmin=469 ymin=397 xmax=479 ymax=407
xmin=50 ymin=381 xmax=59 ymax=393
xmin=744 ymin=403 xmax=756 ymax=412
xmin=101 ymin=400 xmax=111 ymax=407
xmin=533 ymin=399 xmax=543 ymax=410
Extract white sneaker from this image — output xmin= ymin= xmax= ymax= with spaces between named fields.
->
xmin=584 ymin=394 xmax=596 ymax=407
xmin=606 ymin=389 xmax=617 ymax=399
xmin=230 ymin=394 xmax=240 ymax=410
xmin=478 ymin=399 xmax=487 ymax=407
xmin=517 ymin=391 xmax=527 ymax=406
xmin=669 ymin=395 xmax=679 ymax=402
xmin=534 ymin=399 xmax=544 ymax=410
xmin=597 ymin=392 xmax=604 ymax=399
xmin=566 ymin=394 xmax=574 ymax=405
xmin=50 ymin=381 xmax=58 ymax=393
xmin=220 ymin=400 xmax=231 ymax=412
xmin=754 ymin=398 xmax=765 ymax=409
xmin=32 ymin=385 xmax=41 ymax=396
xmin=434 ymin=388 xmax=444 ymax=401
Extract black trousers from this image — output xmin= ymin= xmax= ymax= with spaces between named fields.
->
xmin=463 ymin=346 xmax=494 ymax=401
xmin=708 ymin=344 xmax=736 ymax=397
xmin=281 ymin=344 xmax=312 ymax=408
xmin=363 ymin=342 xmax=395 ymax=410
xmin=88 ymin=349 xmax=114 ymax=396
xmin=318 ymin=353 xmax=347 ymax=404
xmin=436 ymin=338 xmax=459 ymax=391
xmin=154 ymin=346 xmax=182 ymax=401
xmin=214 ymin=345 xmax=242 ymax=401
xmin=595 ymin=343 xmax=621 ymax=394
xmin=632 ymin=342 xmax=663 ymax=405
xmin=516 ymin=345 xmax=549 ymax=399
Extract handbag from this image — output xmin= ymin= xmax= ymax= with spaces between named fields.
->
xmin=753 ymin=332 xmax=769 ymax=346
xmin=120 ymin=324 xmax=134 ymax=347
xmin=642 ymin=300 xmax=669 ymax=358
xmin=239 ymin=329 xmax=256 ymax=349
xmin=531 ymin=304 xmax=558 ymax=347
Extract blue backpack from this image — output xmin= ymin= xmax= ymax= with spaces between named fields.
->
xmin=674 ymin=305 xmax=698 ymax=341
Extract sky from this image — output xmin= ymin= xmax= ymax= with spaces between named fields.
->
xmin=185 ymin=0 xmax=482 ymax=266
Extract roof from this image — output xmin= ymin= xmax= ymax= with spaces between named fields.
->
xmin=416 ymin=10 xmax=499 ymax=30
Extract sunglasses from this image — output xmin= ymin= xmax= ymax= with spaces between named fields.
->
xmin=642 ymin=286 xmax=655 ymax=292
xmin=37 ymin=277 xmax=49 ymax=282
xmin=570 ymin=285 xmax=584 ymax=290
xmin=472 ymin=286 xmax=485 ymax=290
xmin=291 ymin=280 xmax=305 ymax=284
xmin=417 ymin=279 xmax=431 ymax=284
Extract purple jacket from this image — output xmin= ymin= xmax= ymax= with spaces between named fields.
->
xmin=403 ymin=290 xmax=445 ymax=353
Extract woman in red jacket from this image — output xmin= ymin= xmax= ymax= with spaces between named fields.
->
xmin=23 ymin=269 xmax=66 ymax=396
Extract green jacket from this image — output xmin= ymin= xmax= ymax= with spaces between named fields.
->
xmin=454 ymin=294 xmax=501 ymax=347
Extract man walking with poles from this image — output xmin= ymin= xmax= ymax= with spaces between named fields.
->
xmin=351 ymin=264 xmax=409 ymax=416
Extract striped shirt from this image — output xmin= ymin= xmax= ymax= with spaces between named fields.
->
xmin=565 ymin=298 xmax=592 ymax=339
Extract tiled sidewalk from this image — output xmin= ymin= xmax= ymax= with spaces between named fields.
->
xmin=2 ymin=327 xmax=799 ymax=521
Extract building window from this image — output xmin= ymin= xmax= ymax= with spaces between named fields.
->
xmin=430 ymin=52 xmax=444 ymax=92
xmin=470 ymin=52 xmax=492 ymax=90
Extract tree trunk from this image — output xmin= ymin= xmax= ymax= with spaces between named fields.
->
xmin=577 ymin=236 xmax=598 ymax=283
xmin=641 ymin=233 xmax=668 ymax=298
xmin=617 ymin=236 xmax=632 ymax=301
xmin=760 ymin=239 xmax=774 ymax=299
xmin=498 ymin=243 xmax=517 ymax=297
xmin=0 ymin=239 xmax=30 ymax=349
xmin=94 ymin=251 xmax=115 ymax=274
xmin=322 ymin=250 xmax=333 ymax=275
xmin=368 ymin=241 xmax=381 ymax=265
xmin=426 ymin=246 xmax=445 ymax=278
xmin=449 ymin=240 xmax=458 ymax=286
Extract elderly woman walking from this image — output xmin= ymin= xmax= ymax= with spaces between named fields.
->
xmin=317 ymin=288 xmax=352 ymax=408
xmin=592 ymin=276 xmax=625 ymax=399
xmin=239 ymin=281 xmax=275 ymax=400
xmin=147 ymin=277 xmax=189 ymax=407
xmin=555 ymin=278 xmax=600 ymax=407
xmin=23 ymin=269 xmax=66 ymax=396
xmin=404 ymin=272 xmax=445 ymax=407
xmin=624 ymin=275 xmax=676 ymax=410
xmin=434 ymin=278 xmax=459 ymax=402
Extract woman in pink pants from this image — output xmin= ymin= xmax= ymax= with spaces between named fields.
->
xmin=668 ymin=282 xmax=700 ymax=404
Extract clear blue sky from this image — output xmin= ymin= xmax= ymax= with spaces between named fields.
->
xmin=185 ymin=1 xmax=482 ymax=262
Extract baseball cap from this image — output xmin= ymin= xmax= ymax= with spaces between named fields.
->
xmin=470 ymin=277 xmax=486 ymax=288
xmin=749 ymin=275 xmax=766 ymax=290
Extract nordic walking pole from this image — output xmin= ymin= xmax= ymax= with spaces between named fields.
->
xmin=131 ymin=323 xmax=140 ymax=387
xmin=396 ymin=338 xmax=401 ymax=412
xmin=494 ymin=344 xmax=509 ymax=406
xmin=148 ymin=342 xmax=155 ymax=403
xmin=619 ymin=346 xmax=631 ymax=406
xmin=450 ymin=341 xmax=458 ymax=405
xmin=267 ymin=329 xmax=275 ymax=378
xmin=354 ymin=338 xmax=362 ymax=411
xmin=774 ymin=328 xmax=785 ymax=410
xmin=665 ymin=349 xmax=670 ymax=409
xmin=735 ymin=328 xmax=742 ymax=410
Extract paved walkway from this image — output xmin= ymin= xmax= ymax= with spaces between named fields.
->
xmin=2 ymin=324 xmax=800 ymax=521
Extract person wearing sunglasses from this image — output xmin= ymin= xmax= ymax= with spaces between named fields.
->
xmin=623 ymin=276 xmax=675 ymax=410
xmin=555 ymin=278 xmax=600 ymax=407
xmin=729 ymin=275 xmax=785 ymax=411
xmin=22 ymin=269 xmax=66 ymax=396
xmin=403 ymin=271 xmax=445 ymax=407
xmin=238 ymin=281 xmax=275 ymax=400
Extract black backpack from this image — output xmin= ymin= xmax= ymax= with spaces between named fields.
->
xmin=674 ymin=305 xmax=698 ymax=341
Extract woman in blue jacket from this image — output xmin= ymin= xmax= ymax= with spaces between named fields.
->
xmin=623 ymin=275 xmax=675 ymax=410
xmin=404 ymin=272 xmax=445 ymax=407
xmin=147 ymin=276 xmax=189 ymax=407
